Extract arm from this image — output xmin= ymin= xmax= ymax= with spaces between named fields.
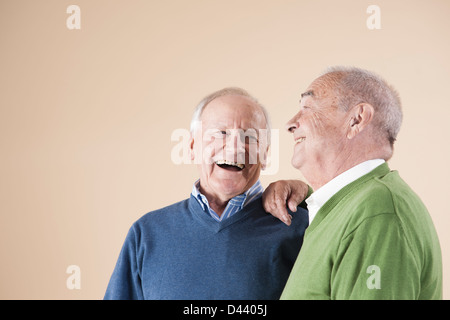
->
xmin=331 ymin=214 xmax=420 ymax=299
xmin=104 ymin=225 xmax=144 ymax=300
xmin=262 ymin=179 xmax=311 ymax=225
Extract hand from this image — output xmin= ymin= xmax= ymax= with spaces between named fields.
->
xmin=262 ymin=180 xmax=309 ymax=226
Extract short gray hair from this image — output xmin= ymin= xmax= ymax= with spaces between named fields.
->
xmin=190 ymin=87 xmax=272 ymax=145
xmin=321 ymin=66 xmax=403 ymax=146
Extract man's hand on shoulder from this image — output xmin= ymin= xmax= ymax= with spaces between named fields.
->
xmin=262 ymin=180 xmax=309 ymax=226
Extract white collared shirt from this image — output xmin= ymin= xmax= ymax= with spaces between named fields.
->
xmin=305 ymin=159 xmax=385 ymax=225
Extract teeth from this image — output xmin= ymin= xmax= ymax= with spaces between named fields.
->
xmin=215 ymin=160 xmax=245 ymax=169
xmin=295 ymin=137 xmax=305 ymax=144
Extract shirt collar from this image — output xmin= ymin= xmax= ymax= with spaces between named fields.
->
xmin=191 ymin=179 xmax=263 ymax=221
xmin=306 ymin=159 xmax=385 ymax=224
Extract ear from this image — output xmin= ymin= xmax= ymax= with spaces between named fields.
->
xmin=260 ymin=145 xmax=270 ymax=170
xmin=189 ymin=134 xmax=196 ymax=161
xmin=347 ymin=103 xmax=374 ymax=139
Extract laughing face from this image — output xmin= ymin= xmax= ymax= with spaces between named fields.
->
xmin=285 ymin=77 xmax=350 ymax=179
xmin=190 ymin=94 xmax=269 ymax=203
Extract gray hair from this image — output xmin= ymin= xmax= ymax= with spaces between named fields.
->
xmin=190 ymin=87 xmax=272 ymax=145
xmin=321 ymin=66 xmax=403 ymax=146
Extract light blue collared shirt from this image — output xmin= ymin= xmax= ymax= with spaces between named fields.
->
xmin=191 ymin=179 xmax=264 ymax=222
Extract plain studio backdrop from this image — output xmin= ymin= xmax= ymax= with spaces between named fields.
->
xmin=1 ymin=0 xmax=449 ymax=299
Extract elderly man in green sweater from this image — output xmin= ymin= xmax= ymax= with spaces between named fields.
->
xmin=268 ymin=66 xmax=442 ymax=299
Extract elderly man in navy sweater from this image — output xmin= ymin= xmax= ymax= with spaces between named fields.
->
xmin=104 ymin=87 xmax=309 ymax=300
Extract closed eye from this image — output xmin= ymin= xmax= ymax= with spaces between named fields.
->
xmin=245 ymin=135 xmax=258 ymax=143
xmin=213 ymin=130 xmax=227 ymax=138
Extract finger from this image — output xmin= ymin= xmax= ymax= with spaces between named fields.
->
xmin=264 ymin=195 xmax=291 ymax=225
xmin=262 ymin=182 xmax=292 ymax=225
xmin=261 ymin=183 xmax=276 ymax=212
xmin=274 ymin=198 xmax=292 ymax=226
xmin=262 ymin=190 xmax=276 ymax=213
xmin=287 ymin=181 xmax=308 ymax=212
xmin=288 ymin=199 xmax=298 ymax=212
xmin=287 ymin=191 xmax=304 ymax=212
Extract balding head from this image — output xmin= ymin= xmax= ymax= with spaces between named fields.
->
xmin=318 ymin=66 xmax=403 ymax=148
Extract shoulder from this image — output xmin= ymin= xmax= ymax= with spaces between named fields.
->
xmin=249 ymin=198 xmax=309 ymax=233
xmin=132 ymin=198 xmax=192 ymax=233
xmin=343 ymin=169 xmax=414 ymax=216
xmin=331 ymin=171 xmax=402 ymax=238
xmin=341 ymin=169 xmax=432 ymax=247
xmin=290 ymin=205 xmax=309 ymax=230
xmin=375 ymin=170 xmax=427 ymax=210
xmin=350 ymin=169 xmax=427 ymax=220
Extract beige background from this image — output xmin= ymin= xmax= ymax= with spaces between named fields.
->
xmin=0 ymin=0 xmax=449 ymax=299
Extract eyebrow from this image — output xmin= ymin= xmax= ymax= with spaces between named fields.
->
xmin=299 ymin=90 xmax=315 ymax=104
xmin=300 ymin=90 xmax=315 ymax=99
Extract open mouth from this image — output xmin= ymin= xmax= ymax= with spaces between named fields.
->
xmin=295 ymin=137 xmax=306 ymax=144
xmin=215 ymin=160 xmax=245 ymax=171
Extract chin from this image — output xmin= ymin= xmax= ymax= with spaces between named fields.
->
xmin=216 ymin=179 xmax=248 ymax=197
xmin=291 ymin=157 xmax=303 ymax=170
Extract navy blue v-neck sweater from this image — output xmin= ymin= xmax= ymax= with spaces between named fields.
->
xmin=104 ymin=195 xmax=308 ymax=300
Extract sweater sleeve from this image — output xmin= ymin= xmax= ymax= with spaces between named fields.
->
xmin=104 ymin=225 xmax=144 ymax=300
xmin=331 ymin=213 xmax=421 ymax=300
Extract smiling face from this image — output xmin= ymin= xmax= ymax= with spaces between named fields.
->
xmin=190 ymin=94 xmax=269 ymax=203
xmin=285 ymin=77 xmax=351 ymax=184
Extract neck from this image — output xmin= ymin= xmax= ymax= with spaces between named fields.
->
xmin=207 ymin=197 xmax=229 ymax=216
xmin=304 ymin=134 xmax=392 ymax=190
xmin=198 ymin=187 xmax=231 ymax=217
xmin=306 ymin=151 xmax=389 ymax=191
xmin=304 ymin=162 xmax=358 ymax=191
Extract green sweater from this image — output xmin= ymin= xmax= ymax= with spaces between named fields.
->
xmin=281 ymin=163 xmax=442 ymax=300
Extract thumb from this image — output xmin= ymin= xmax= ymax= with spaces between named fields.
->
xmin=286 ymin=182 xmax=308 ymax=212
xmin=287 ymin=199 xmax=298 ymax=212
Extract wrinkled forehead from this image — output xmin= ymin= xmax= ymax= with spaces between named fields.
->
xmin=300 ymin=74 xmax=339 ymax=104
xmin=201 ymin=95 xmax=267 ymax=129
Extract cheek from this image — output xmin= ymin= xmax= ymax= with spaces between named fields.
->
xmin=198 ymin=137 xmax=225 ymax=161
xmin=245 ymin=143 xmax=261 ymax=165
xmin=302 ymin=112 xmax=327 ymax=139
xmin=305 ymin=111 xmax=345 ymax=141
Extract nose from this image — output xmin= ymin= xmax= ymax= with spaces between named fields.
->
xmin=224 ymin=130 xmax=246 ymax=163
xmin=285 ymin=112 xmax=300 ymax=133
xmin=225 ymin=130 xmax=245 ymax=151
